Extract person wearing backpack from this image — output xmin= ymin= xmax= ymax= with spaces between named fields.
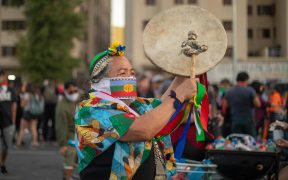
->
xmin=17 ymin=84 xmax=44 ymax=148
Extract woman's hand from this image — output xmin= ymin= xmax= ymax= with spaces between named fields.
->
xmin=174 ymin=77 xmax=198 ymax=102
xmin=160 ymin=76 xmax=198 ymax=102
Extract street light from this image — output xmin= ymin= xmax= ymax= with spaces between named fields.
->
xmin=8 ymin=75 xmax=16 ymax=81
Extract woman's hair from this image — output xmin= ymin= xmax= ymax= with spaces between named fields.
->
xmin=250 ymin=81 xmax=263 ymax=94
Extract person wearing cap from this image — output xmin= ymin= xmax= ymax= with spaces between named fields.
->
xmin=0 ymin=68 xmax=17 ymax=175
xmin=74 ymin=42 xmax=198 ymax=180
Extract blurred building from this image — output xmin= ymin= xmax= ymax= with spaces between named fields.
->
xmin=0 ymin=1 xmax=25 ymax=76
xmin=0 ymin=0 xmax=111 ymax=84
xmin=77 ymin=0 xmax=111 ymax=88
xmin=82 ymin=0 xmax=111 ymax=62
xmin=125 ymin=0 xmax=288 ymax=82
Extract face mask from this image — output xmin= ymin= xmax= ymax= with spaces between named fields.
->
xmin=91 ymin=76 xmax=137 ymax=99
xmin=65 ymin=91 xmax=79 ymax=102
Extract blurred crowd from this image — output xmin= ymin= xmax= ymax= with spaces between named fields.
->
xmin=0 ymin=68 xmax=287 ymax=178
xmin=137 ymin=72 xmax=287 ymax=142
xmin=7 ymin=71 xmax=287 ymax=149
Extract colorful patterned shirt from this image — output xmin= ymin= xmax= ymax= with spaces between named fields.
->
xmin=74 ymin=91 xmax=176 ymax=179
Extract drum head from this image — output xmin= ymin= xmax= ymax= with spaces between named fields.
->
xmin=143 ymin=5 xmax=227 ymax=76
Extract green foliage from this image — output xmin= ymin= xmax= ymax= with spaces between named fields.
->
xmin=15 ymin=0 xmax=83 ymax=82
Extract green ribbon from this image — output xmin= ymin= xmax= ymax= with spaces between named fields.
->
xmin=194 ymin=82 xmax=206 ymax=141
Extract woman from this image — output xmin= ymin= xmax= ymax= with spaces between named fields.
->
xmin=17 ymin=84 xmax=44 ymax=147
xmin=250 ymin=81 xmax=268 ymax=137
xmin=75 ymin=42 xmax=198 ymax=180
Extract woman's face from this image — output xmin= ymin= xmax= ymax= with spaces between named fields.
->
xmin=107 ymin=56 xmax=136 ymax=78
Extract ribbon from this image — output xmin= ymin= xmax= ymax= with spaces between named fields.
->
xmin=174 ymin=107 xmax=192 ymax=159
xmin=194 ymin=82 xmax=206 ymax=141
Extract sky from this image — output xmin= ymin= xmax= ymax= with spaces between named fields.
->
xmin=111 ymin=0 xmax=125 ymax=27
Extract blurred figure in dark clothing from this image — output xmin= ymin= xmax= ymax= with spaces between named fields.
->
xmin=14 ymin=82 xmax=28 ymax=140
xmin=222 ymin=72 xmax=261 ymax=137
xmin=250 ymin=81 xmax=269 ymax=137
xmin=159 ymin=78 xmax=173 ymax=95
xmin=136 ymin=75 xmax=154 ymax=98
xmin=0 ymin=68 xmax=17 ymax=175
xmin=218 ymin=79 xmax=232 ymax=137
xmin=42 ymin=80 xmax=58 ymax=141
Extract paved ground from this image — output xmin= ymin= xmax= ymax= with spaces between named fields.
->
xmin=1 ymin=143 xmax=64 ymax=180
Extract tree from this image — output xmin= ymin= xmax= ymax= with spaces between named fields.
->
xmin=14 ymin=0 xmax=83 ymax=83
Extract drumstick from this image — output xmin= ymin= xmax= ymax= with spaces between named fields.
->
xmin=191 ymin=54 xmax=196 ymax=78
xmin=189 ymin=53 xmax=196 ymax=104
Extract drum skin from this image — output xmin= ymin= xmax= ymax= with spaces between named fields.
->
xmin=143 ymin=5 xmax=227 ymax=76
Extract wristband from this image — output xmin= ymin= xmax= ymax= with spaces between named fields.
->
xmin=169 ymin=90 xmax=182 ymax=109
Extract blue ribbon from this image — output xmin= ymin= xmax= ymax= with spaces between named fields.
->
xmin=175 ymin=107 xmax=192 ymax=159
xmin=168 ymin=102 xmax=185 ymax=123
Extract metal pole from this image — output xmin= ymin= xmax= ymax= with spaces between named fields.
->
xmin=232 ymin=0 xmax=238 ymax=83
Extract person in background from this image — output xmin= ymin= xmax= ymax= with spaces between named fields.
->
xmin=14 ymin=82 xmax=26 ymax=143
xmin=0 ymin=68 xmax=17 ymax=175
xmin=151 ymin=74 xmax=164 ymax=98
xmin=56 ymin=80 xmax=79 ymax=180
xmin=136 ymin=74 xmax=154 ymax=98
xmin=222 ymin=72 xmax=261 ymax=137
xmin=159 ymin=78 xmax=173 ymax=96
xmin=267 ymin=84 xmax=285 ymax=140
xmin=207 ymin=84 xmax=222 ymax=138
xmin=17 ymin=84 xmax=44 ymax=148
xmin=269 ymin=121 xmax=288 ymax=180
xmin=43 ymin=80 xmax=58 ymax=141
xmin=250 ymin=81 xmax=269 ymax=138
xmin=218 ymin=79 xmax=232 ymax=137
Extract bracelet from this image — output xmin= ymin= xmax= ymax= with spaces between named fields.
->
xmin=169 ymin=90 xmax=182 ymax=109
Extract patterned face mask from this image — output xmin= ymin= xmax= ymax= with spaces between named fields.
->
xmin=91 ymin=76 xmax=137 ymax=99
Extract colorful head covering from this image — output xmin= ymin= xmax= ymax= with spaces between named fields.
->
xmin=90 ymin=41 xmax=126 ymax=78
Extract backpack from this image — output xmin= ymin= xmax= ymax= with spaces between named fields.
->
xmin=28 ymin=95 xmax=44 ymax=116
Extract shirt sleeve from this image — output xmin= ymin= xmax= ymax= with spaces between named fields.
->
xmin=55 ymin=103 xmax=68 ymax=147
xmin=75 ymin=104 xmax=136 ymax=154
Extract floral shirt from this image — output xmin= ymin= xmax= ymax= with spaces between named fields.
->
xmin=74 ymin=91 xmax=176 ymax=179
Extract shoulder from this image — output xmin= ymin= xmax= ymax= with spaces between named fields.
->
xmin=246 ymin=86 xmax=256 ymax=94
xmin=246 ymin=86 xmax=254 ymax=91
xmin=225 ymin=88 xmax=234 ymax=97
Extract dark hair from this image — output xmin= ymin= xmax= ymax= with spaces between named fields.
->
xmin=220 ymin=78 xmax=231 ymax=85
xmin=236 ymin=71 xmax=249 ymax=82
xmin=64 ymin=80 xmax=77 ymax=90
xmin=250 ymin=81 xmax=263 ymax=94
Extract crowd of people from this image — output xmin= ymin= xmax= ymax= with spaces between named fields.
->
xmin=0 ymin=61 xmax=287 ymax=179
xmin=0 ymin=67 xmax=81 ymax=178
xmin=208 ymin=72 xmax=287 ymax=142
